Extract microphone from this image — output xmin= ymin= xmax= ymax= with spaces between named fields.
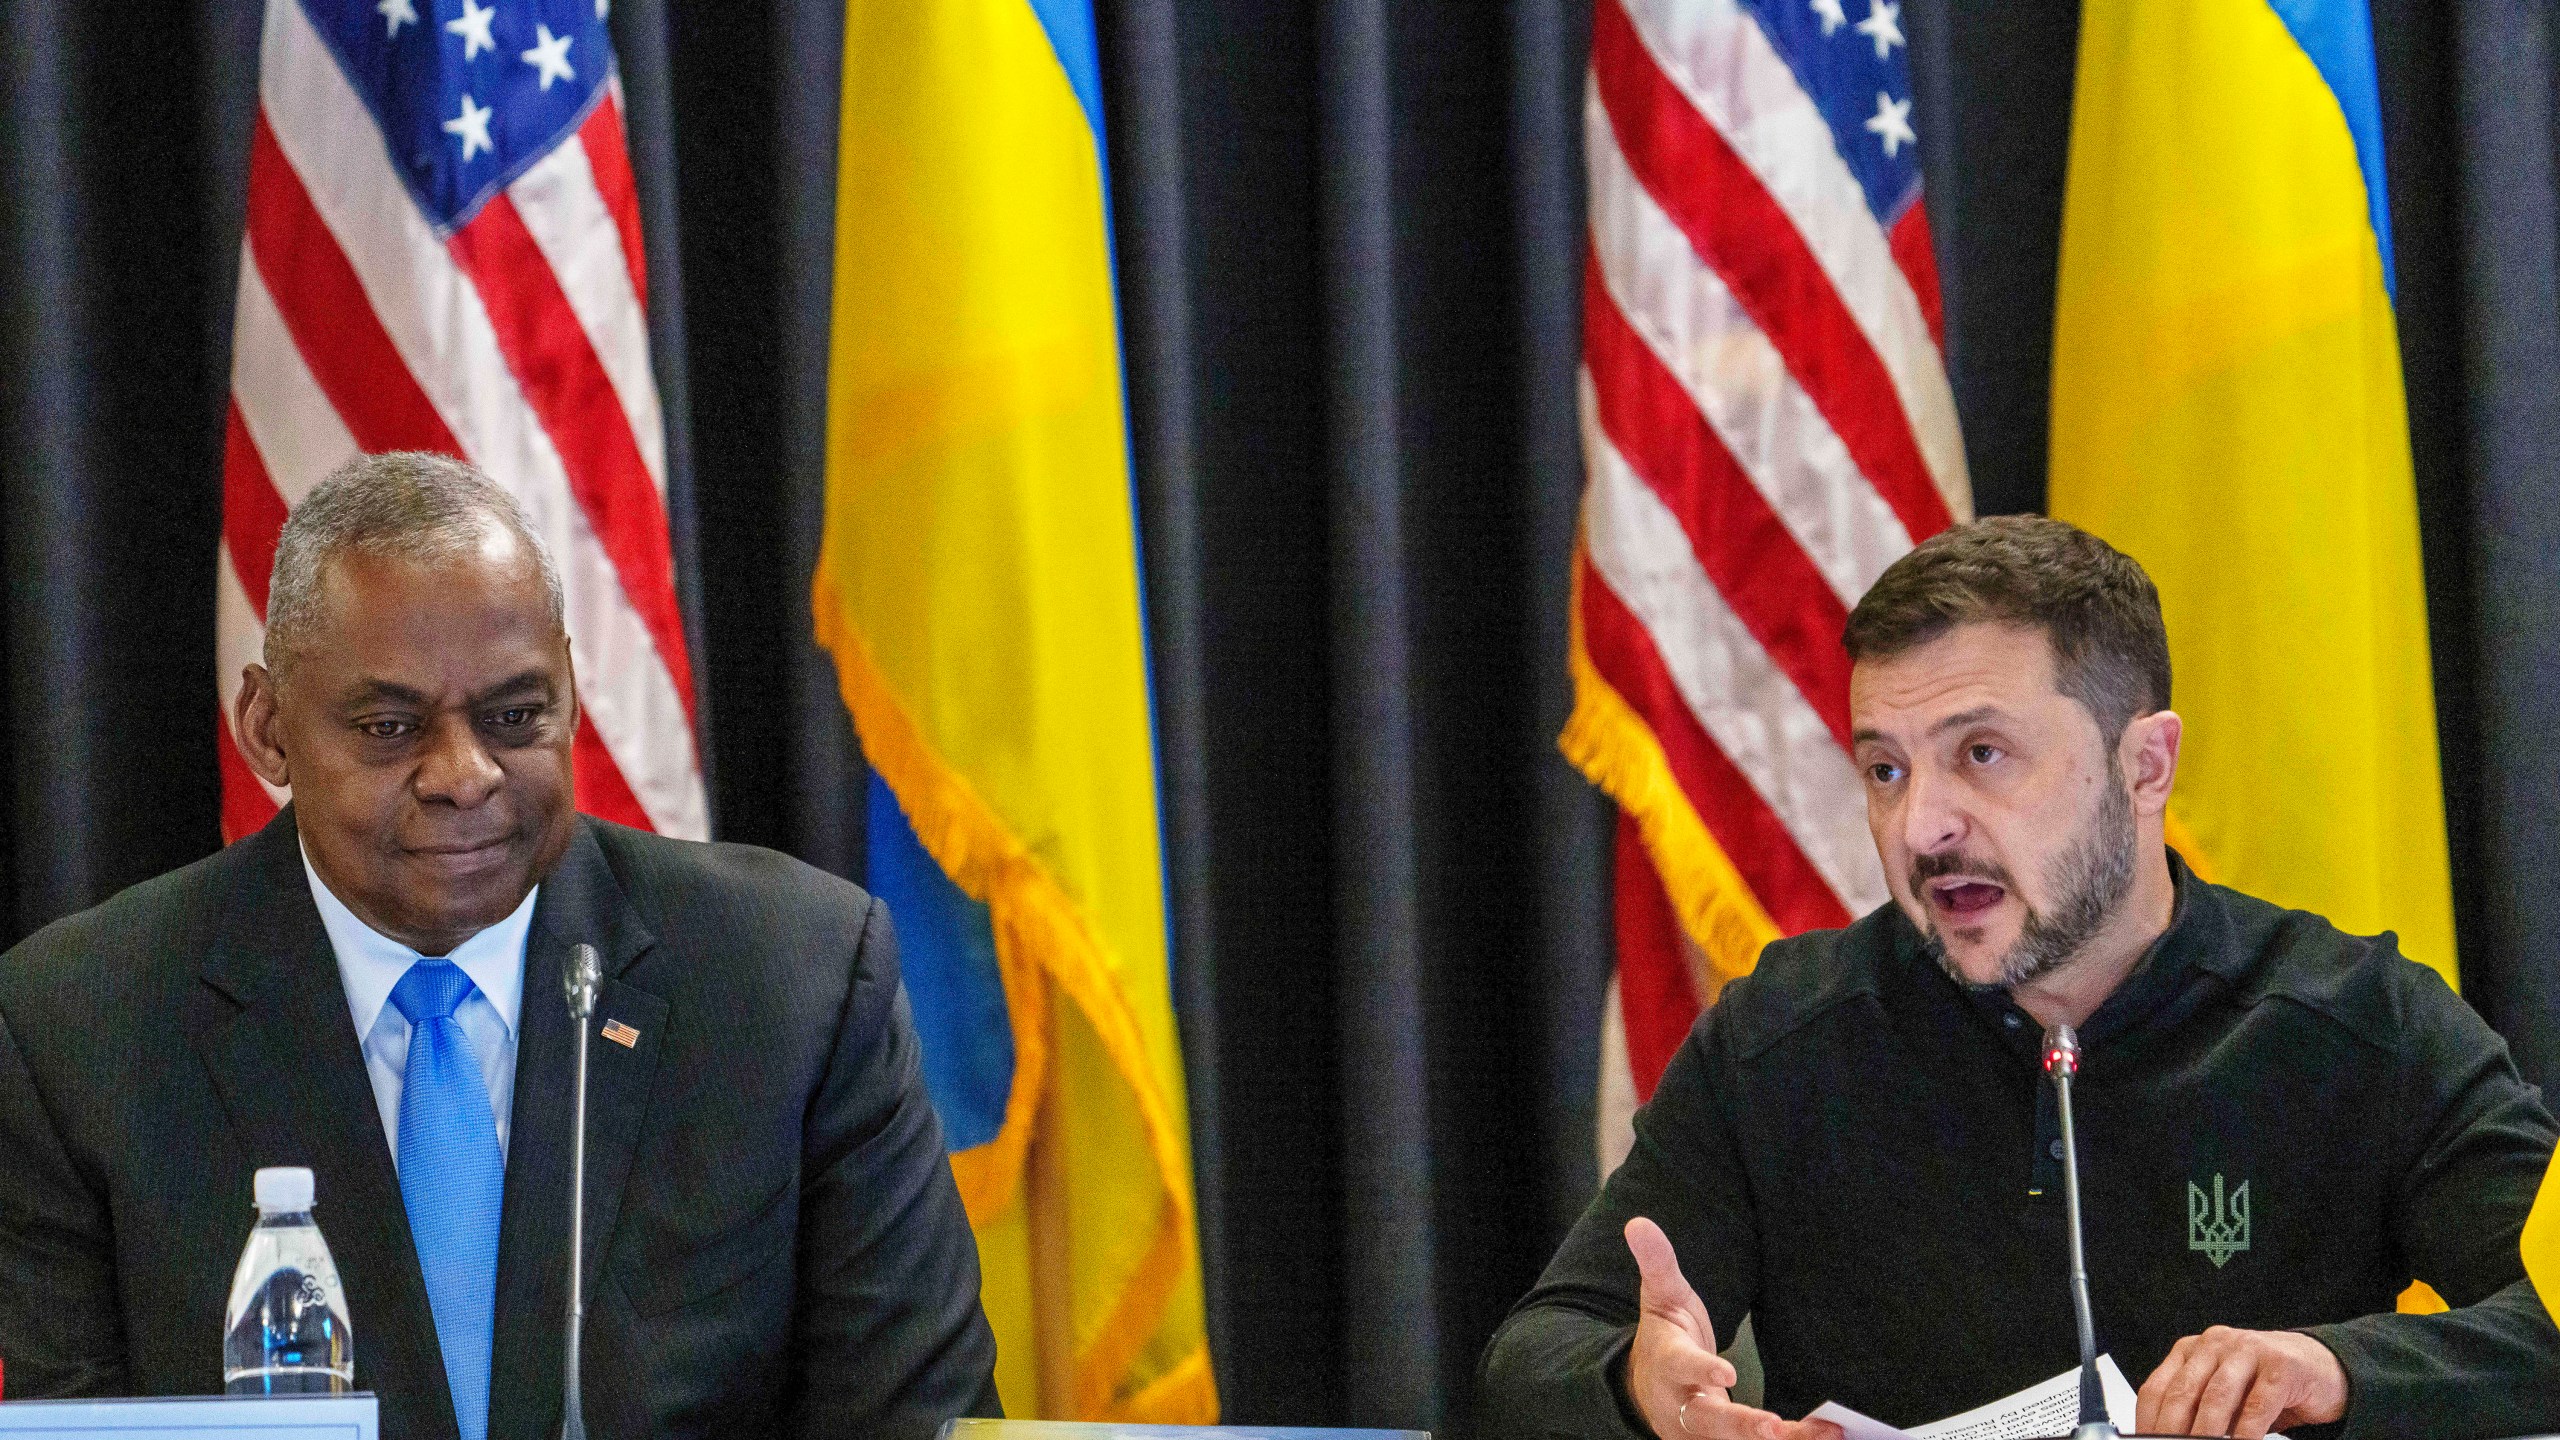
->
xmin=561 ymin=943 xmax=602 ymax=1440
xmin=2042 ymin=1022 xmax=2115 ymax=1440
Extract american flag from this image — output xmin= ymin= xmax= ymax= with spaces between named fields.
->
xmin=1567 ymin=0 xmax=1971 ymax=1159
xmin=219 ymin=0 xmax=706 ymax=843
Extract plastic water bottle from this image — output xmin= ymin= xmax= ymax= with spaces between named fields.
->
xmin=223 ymin=1167 xmax=353 ymax=1395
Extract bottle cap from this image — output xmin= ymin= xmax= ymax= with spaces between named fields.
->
xmin=254 ymin=1167 xmax=315 ymax=1213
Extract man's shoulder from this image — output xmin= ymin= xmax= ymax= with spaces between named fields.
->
xmin=1710 ymin=904 xmax=1903 ymax=1062
xmin=0 ymin=836 xmax=260 ymax=1015
xmin=2201 ymin=879 xmax=2468 ymax=1049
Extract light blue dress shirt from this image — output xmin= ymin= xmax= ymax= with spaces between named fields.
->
xmin=301 ymin=846 xmax=537 ymax=1164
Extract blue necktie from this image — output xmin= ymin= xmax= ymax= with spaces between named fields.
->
xmin=389 ymin=960 xmax=504 ymax=1440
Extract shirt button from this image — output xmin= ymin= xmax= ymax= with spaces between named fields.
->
xmin=2004 ymin=1014 xmax=2023 ymax=1029
xmin=2049 ymin=1139 xmax=2066 ymax=1160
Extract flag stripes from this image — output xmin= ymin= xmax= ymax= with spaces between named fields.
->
xmin=1591 ymin=0 xmax=1953 ymax=548
xmin=1579 ymin=420 xmax=1882 ymax=913
xmin=1577 ymin=552 xmax=1852 ymax=937
xmin=220 ymin=0 xmax=705 ymax=843
xmin=1581 ymin=255 xmax=1858 ymax=747
xmin=1610 ymin=0 xmax=1962 ymax=505
xmin=1570 ymin=0 xmax=1968 ymax=1124
xmin=1584 ymin=83 xmax=1916 ymax=607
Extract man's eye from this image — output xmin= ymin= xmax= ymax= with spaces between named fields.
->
xmin=1968 ymin=743 xmax=2001 ymax=765
xmin=489 ymin=706 xmax=538 ymax=728
xmin=1867 ymin=762 xmax=1903 ymax=785
xmin=359 ymin=720 xmax=413 ymax=740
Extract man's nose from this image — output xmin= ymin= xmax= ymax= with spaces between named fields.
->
xmin=414 ymin=717 xmax=503 ymax=807
xmin=1900 ymin=765 xmax=1966 ymax=856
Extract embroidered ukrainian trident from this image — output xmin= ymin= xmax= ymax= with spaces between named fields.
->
xmin=2189 ymin=1173 xmax=2251 ymax=1268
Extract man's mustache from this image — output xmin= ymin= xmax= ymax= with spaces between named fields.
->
xmin=1909 ymin=851 xmax=2017 ymax=893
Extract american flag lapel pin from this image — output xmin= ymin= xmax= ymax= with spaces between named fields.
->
xmin=601 ymin=1018 xmax=641 ymax=1049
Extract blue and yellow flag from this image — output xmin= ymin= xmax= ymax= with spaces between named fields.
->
xmin=813 ymin=0 xmax=1215 ymax=1419
xmin=2049 ymin=1 xmax=2454 ymax=985
xmin=2047 ymin=0 xmax=2455 ymax=1314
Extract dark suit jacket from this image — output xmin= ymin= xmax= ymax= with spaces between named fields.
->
xmin=0 ymin=809 xmax=1001 ymax=1439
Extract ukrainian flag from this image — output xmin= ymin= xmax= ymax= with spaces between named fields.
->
xmin=2047 ymin=0 xmax=2455 ymax=1314
xmin=812 ymin=0 xmax=1216 ymax=1419
xmin=2048 ymin=0 xmax=2455 ymax=991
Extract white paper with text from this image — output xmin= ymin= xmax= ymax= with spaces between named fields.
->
xmin=1807 ymin=1355 xmax=2140 ymax=1440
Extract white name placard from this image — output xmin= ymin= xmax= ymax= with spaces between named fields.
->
xmin=0 ymin=1394 xmax=376 ymax=1438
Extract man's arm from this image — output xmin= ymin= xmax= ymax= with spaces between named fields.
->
xmin=0 ymin=1007 xmax=128 ymax=1397
xmin=2298 ymin=985 xmax=2560 ymax=1440
xmin=785 ymin=895 xmax=1000 ymax=1439
xmin=1479 ymin=1016 xmax=1765 ymax=1439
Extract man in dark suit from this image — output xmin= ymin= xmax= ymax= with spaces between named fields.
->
xmin=0 ymin=452 xmax=1000 ymax=1438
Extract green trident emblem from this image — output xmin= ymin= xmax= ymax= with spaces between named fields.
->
xmin=2189 ymin=1173 xmax=2251 ymax=1268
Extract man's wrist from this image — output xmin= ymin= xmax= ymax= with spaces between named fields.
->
xmin=1607 ymin=1328 xmax=1655 ymax=1436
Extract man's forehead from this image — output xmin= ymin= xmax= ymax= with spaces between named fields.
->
xmin=308 ymin=543 xmax=558 ymax=636
xmin=1849 ymin=622 xmax=2061 ymax=732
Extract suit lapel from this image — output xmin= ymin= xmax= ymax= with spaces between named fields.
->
xmin=190 ymin=811 xmax=457 ymax=1440
xmin=487 ymin=822 xmax=665 ymax=1440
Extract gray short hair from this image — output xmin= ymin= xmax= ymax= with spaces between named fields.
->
xmin=264 ymin=451 xmax=565 ymax=679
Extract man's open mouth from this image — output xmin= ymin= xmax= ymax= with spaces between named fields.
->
xmin=1926 ymin=877 xmax=2007 ymax=917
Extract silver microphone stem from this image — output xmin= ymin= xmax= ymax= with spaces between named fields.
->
xmin=2053 ymin=1055 xmax=2113 ymax=1439
xmin=562 ymin=944 xmax=601 ymax=1440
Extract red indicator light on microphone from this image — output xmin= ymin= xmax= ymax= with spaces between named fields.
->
xmin=2041 ymin=1023 xmax=2082 ymax=1078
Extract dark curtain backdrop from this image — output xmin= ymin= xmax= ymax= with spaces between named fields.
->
xmin=3 ymin=2 xmax=2558 ymax=1435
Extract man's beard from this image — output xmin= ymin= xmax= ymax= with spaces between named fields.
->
xmin=1917 ymin=763 xmax=2138 ymax=991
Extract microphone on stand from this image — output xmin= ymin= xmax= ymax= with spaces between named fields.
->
xmin=2042 ymin=1022 xmax=2116 ymax=1440
xmin=561 ymin=943 xmax=603 ymax=1440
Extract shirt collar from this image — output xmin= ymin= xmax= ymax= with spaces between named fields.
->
xmin=301 ymin=842 xmax=536 ymax=1041
xmin=1909 ymin=847 xmax=2231 ymax=1050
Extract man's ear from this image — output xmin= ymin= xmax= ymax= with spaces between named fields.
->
xmin=2121 ymin=708 xmax=2182 ymax=817
xmin=234 ymin=663 xmax=293 ymax=791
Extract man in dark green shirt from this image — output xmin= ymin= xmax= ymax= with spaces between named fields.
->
xmin=1482 ymin=518 xmax=2560 ymax=1440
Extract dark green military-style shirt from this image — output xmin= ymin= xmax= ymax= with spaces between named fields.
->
xmin=1481 ymin=854 xmax=2560 ymax=1440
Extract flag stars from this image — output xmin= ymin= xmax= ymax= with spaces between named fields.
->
xmin=445 ymin=0 xmax=498 ymax=61
xmin=1855 ymin=0 xmax=1905 ymax=60
xmin=1865 ymin=91 xmax=1915 ymax=158
xmin=377 ymin=0 xmax=417 ymax=38
xmin=444 ymin=92 xmax=495 ymax=162
xmin=521 ymin=24 xmax=576 ymax=90
xmin=1810 ymin=0 xmax=1846 ymax=36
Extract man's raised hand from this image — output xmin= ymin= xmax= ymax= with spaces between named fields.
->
xmin=1622 ymin=1217 xmax=1839 ymax=1440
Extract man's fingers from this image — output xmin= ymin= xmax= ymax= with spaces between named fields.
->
xmin=1644 ymin=1340 xmax=1739 ymax=1396
xmin=1662 ymin=1389 xmax=1786 ymax=1440
xmin=2186 ymin=1348 xmax=2260 ymax=1437
xmin=1626 ymin=1216 xmax=1715 ymax=1341
xmin=1626 ymin=1219 xmax=1707 ymax=1322
xmin=2140 ymin=1333 xmax=2219 ymax=1435
xmin=2139 ymin=1327 xmax=2347 ymax=1437
xmin=2230 ymin=1371 xmax=2289 ymax=1440
xmin=2135 ymin=1335 xmax=2194 ymax=1434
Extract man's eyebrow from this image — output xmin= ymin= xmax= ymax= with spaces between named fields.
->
xmin=1926 ymin=705 xmax=2003 ymax=737
xmin=1851 ymin=705 xmax=2008 ymax=749
xmin=469 ymin=670 xmax=555 ymax=706
xmin=338 ymin=672 xmax=554 ymax=710
xmin=341 ymin=679 xmax=431 ymax=709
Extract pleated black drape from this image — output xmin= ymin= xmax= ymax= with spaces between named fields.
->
xmin=1098 ymin=5 xmax=1608 ymax=1428
xmin=7 ymin=2 xmax=2560 ymax=1436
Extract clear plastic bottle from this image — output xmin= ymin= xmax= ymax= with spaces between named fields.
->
xmin=222 ymin=1167 xmax=353 ymax=1395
